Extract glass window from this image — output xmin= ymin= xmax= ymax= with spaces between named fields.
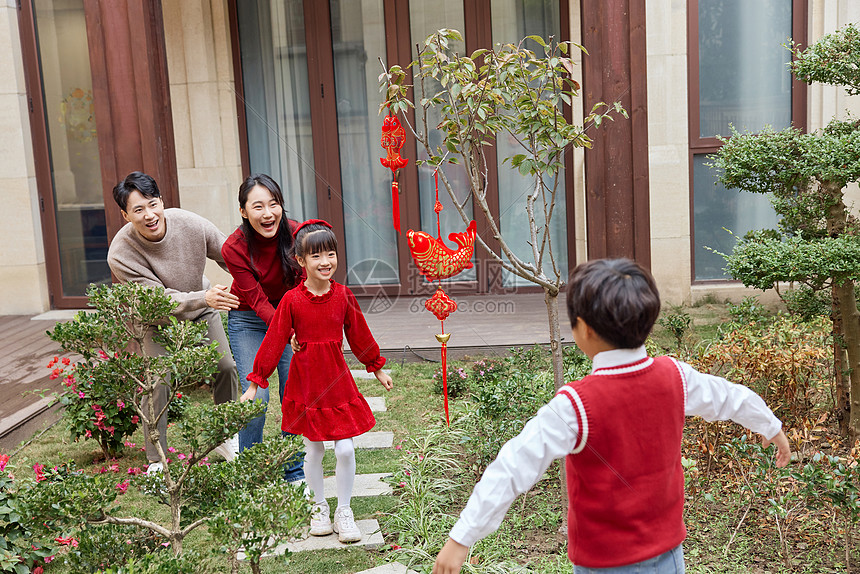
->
xmin=693 ymin=0 xmax=793 ymax=280
xmin=693 ymin=154 xmax=779 ymax=281
xmin=237 ymin=0 xmax=317 ymax=220
xmin=34 ymin=0 xmax=109 ymax=297
xmin=698 ymin=0 xmax=793 ymax=138
xmin=491 ymin=0 xmax=566 ymax=287
xmin=409 ymin=1 xmax=476 ymax=282
xmin=330 ymin=0 xmax=399 ymax=285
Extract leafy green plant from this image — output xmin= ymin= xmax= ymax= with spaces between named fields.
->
xmin=712 ymin=22 xmax=860 ymax=436
xmin=792 ymin=451 xmax=860 ymax=572
xmin=432 ymin=365 xmax=470 ymax=399
xmin=658 ymin=304 xmax=692 ymax=353
xmin=64 ymin=523 xmax=164 ymax=573
xmin=782 ymin=285 xmax=832 ymax=322
xmin=726 ymin=296 xmax=770 ymax=327
xmin=48 ymin=353 xmax=140 ymax=460
xmin=29 ymin=282 xmax=305 ymax=569
xmin=0 ymin=457 xmax=56 ymax=574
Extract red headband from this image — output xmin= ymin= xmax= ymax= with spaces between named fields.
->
xmin=292 ymin=218 xmax=333 ymax=239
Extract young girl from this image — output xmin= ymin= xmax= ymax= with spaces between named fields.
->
xmin=241 ymin=219 xmax=393 ymax=543
xmin=222 ymin=174 xmax=303 ymax=466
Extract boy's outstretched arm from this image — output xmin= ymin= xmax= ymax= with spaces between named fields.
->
xmin=431 ymin=394 xmax=582 ymax=570
xmin=433 ymin=539 xmax=470 ymax=574
xmin=763 ymin=429 xmax=791 ymax=467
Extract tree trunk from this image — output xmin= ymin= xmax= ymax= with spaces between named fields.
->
xmin=833 ymin=279 xmax=860 ymax=439
xmin=832 ymin=287 xmax=851 ymax=436
xmin=545 ymin=288 xmax=565 ymax=392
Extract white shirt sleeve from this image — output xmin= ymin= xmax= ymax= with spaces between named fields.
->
xmin=448 ymin=393 xmax=581 ymax=547
xmin=678 ymin=359 xmax=782 ymax=440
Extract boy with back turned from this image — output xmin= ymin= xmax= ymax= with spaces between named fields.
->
xmin=434 ymin=258 xmax=790 ymax=573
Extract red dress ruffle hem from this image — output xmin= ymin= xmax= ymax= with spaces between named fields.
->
xmin=248 ymin=281 xmax=385 ymax=441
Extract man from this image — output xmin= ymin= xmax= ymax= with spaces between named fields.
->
xmin=107 ymin=171 xmax=239 ymax=472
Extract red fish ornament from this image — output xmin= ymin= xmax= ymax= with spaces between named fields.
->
xmin=407 ymin=220 xmax=477 ymax=281
xmin=380 ymin=113 xmax=408 ymax=233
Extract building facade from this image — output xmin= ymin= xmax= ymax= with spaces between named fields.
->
xmin=1 ymin=0 xmax=858 ymax=314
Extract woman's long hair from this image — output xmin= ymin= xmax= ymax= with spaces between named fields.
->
xmin=238 ymin=174 xmax=300 ymax=287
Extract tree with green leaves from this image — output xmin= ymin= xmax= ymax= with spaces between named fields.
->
xmin=30 ymin=282 xmax=308 ymax=571
xmin=380 ymin=29 xmax=623 ymax=390
xmin=711 ymin=23 xmax=860 ymax=436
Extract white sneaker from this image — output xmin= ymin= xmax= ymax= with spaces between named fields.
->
xmin=333 ymin=506 xmax=362 ymax=543
xmin=145 ymin=462 xmax=163 ymax=475
xmin=309 ymin=500 xmax=332 ymax=536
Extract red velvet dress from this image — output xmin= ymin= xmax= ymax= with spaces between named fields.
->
xmin=247 ymin=280 xmax=385 ymax=441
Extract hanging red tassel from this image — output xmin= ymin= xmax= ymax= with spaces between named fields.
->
xmin=436 ymin=332 xmax=451 ymax=425
xmin=391 ymin=180 xmax=401 ymax=233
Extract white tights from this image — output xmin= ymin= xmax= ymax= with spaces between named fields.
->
xmin=302 ymin=436 xmax=355 ymax=509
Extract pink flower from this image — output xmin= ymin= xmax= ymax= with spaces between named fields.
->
xmin=394 ymin=445 xmax=402 ymax=450
xmin=0 ymin=454 xmax=9 ymax=472
xmin=117 ymin=400 xmax=125 ymax=410
xmin=131 ymin=415 xmax=139 ymax=424
xmin=49 ymin=369 xmax=60 ymax=380
xmin=92 ymin=404 xmax=102 ymax=411
xmin=98 ymin=350 xmax=109 ymax=360
xmin=168 ymin=447 xmax=176 ymax=453
xmin=116 ymin=481 xmax=129 ymax=493
xmin=108 ymin=464 xmax=119 ymax=473
xmin=33 ymin=464 xmax=46 ymax=482
xmin=85 ymin=430 xmax=92 ymax=438
xmin=78 ymin=391 xmax=85 ymax=398
xmin=177 ymin=453 xmax=186 ymax=460
xmin=397 ymin=481 xmax=406 ymax=488
xmin=127 ymin=467 xmax=142 ymax=475
xmin=45 ymin=555 xmax=55 ymax=563
xmin=33 ymin=566 xmax=43 ymax=574
xmin=176 ymin=393 xmax=183 ymax=398
xmin=124 ymin=441 xmax=136 ymax=447
xmin=62 ymin=357 xmax=71 ymax=366
xmin=390 ymin=544 xmax=402 ymax=550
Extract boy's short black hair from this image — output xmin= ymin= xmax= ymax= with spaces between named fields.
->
xmin=565 ymin=258 xmax=660 ymax=349
xmin=112 ymin=171 xmax=161 ymax=211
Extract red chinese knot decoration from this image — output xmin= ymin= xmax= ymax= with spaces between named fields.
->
xmin=380 ymin=113 xmax=408 ymax=233
xmin=379 ymin=110 xmax=476 ymax=425
xmin=424 ymin=288 xmax=458 ymax=322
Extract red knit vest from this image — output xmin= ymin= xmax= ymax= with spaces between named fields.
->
xmin=558 ymin=356 xmax=687 ymax=568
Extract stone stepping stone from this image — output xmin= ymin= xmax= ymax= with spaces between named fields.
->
xmin=322 ymin=473 xmax=393 ymax=498
xmin=254 ymin=519 xmax=385 ymax=556
xmin=351 ymin=369 xmax=391 ymax=379
xmin=366 ymin=396 xmax=387 ymax=412
xmin=356 ymin=564 xmax=420 ymax=574
xmin=324 ymin=431 xmax=393 ymax=450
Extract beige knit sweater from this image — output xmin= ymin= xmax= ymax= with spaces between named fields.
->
xmin=107 ymin=208 xmax=228 ymax=320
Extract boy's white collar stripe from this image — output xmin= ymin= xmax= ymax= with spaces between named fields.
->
xmin=591 ymin=356 xmax=654 ymax=375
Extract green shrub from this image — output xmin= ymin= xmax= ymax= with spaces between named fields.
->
xmin=783 ymin=285 xmax=831 ymax=321
xmin=726 ymin=295 xmax=771 ymax=326
xmin=0 ymin=457 xmax=56 ymax=574
xmin=431 ymin=365 xmax=470 ymax=399
xmin=64 ymin=524 xmax=163 ymax=573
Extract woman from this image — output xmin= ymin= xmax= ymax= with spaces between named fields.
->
xmin=222 ymin=173 xmax=304 ymax=479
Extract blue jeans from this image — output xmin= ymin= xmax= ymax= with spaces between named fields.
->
xmin=228 ymin=309 xmax=304 ymax=481
xmin=574 ymin=545 xmax=684 ymax=574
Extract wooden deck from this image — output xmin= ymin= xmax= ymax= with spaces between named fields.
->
xmin=0 ymin=291 xmax=569 ymax=449
xmin=0 ymin=315 xmax=66 ymax=449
